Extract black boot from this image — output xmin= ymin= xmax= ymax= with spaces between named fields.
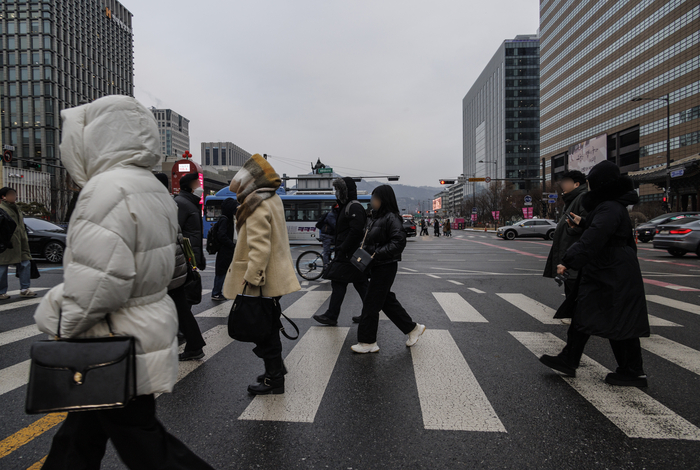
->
xmin=256 ymin=362 xmax=288 ymax=383
xmin=539 ymin=354 xmax=577 ymax=377
xmin=248 ymin=357 xmax=285 ymax=395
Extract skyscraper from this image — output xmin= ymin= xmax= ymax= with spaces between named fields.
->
xmin=201 ymin=142 xmax=251 ymax=172
xmin=151 ymin=108 xmax=190 ymax=167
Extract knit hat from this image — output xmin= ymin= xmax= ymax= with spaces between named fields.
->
xmin=179 ymin=172 xmax=199 ymax=191
xmin=586 ymin=160 xmax=620 ymax=190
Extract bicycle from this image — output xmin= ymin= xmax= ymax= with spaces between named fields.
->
xmin=296 ymin=249 xmax=333 ymax=281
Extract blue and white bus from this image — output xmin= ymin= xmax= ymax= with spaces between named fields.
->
xmin=203 ymin=188 xmax=371 ymax=244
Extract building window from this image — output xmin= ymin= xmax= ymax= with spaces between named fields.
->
xmin=205 ymin=148 xmax=210 ymax=166
xmin=213 ymin=148 xmax=219 ymax=166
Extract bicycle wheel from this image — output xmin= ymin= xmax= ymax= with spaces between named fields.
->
xmin=296 ymin=250 xmax=325 ymax=281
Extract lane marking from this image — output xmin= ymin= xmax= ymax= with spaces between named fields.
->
xmin=647 ymin=295 xmax=700 ymax=315
xmin=402 ymin=267 xmax=417 ymax=272
xmin=0 ymin=324 xmax=41 ymax=347
xmin=427 ymin=274 xmax=441 ymax=279
xmin=638 ymin=257 xmax=699 ymax=268
xmin=641 ymin=334 xmax=700 ymax=376
xmin=301 ymin=281 xmax=309 ymax=286
xmin=648 ymin=315 xmax=682 ymax=327
xmin=239 ymin=326 xmax=349 ymax=423
xmin=497 ymin=293 xmax=561 ymax=325
xmin=468 ymin=288 xmax=486 ymax=294
xmin=283 ymin=291 xmax=332 ymax=319
xmin=411 ymin=329 xmax=505 ymax=432
xmin=511 ymin=331 xmax=700 ymax=440
xmin=457 ymin=239 xmax=547 ymax=260
xmin=643 ymin=279 xmax=700 ymax=292
xmin=0 ymin=413 xmax=67 ymax=459
xmin=447 ymin=280 xmax=463 ymax=285
xmin=27 ymin=456 xmax=47 ymax=469
xmin=432 ymin=293 xmax=488 ymax=323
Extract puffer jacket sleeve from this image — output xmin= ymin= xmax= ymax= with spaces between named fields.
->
xmin=244 ymin=203 xmax=272 ymax=286
xmin=374 ymin=214 xmax=407 ymax=260
xmin=562 ymin=202 xmax=622 ymax=271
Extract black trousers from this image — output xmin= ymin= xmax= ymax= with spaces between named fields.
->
xmin=253 ymin=297 xmax=283 ymax=361
xmin=42 ymin=395 xmax=214 ymax=470
xmin=357 ymin=262 xmax=416 ymax=344
xmin=168 ymin=286 xmax=206 ymax=352
xmin=326 ymin=277 xmax=369 ymax=321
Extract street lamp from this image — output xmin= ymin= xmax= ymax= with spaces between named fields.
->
xmin=631 ymin=94 xmax=671 ymax=211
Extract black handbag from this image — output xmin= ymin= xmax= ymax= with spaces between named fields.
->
xmin=350 ymin=226 xmax=374 ymax=273
xmin=322 ymin=259 xmax=365 ymax=283
xmin=228 ymin=284 xmax=299 ymax=343
xmin=30 ymin=260 xmax=40 ymax=279
xmin=25 ymin=314 xmax=136 ymax=414
xmin=179 ymin=240 xmax=202 ymax=305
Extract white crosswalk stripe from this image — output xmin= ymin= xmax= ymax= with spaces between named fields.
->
xmin=239 ymin=326 xmax=349 ymax=423
xmin=0 ymin=297 xmax=44 ymax=313
xmin=469 ymin=288 xmax=486 ymax=294
xmin=647 ymin=315 xmax=682 ymax=327
xmin=195 ymin=301 xmax=233 ymax=318
xmin=511 ymin=331 xmax=700 ymax=441
xmin=646 ymin=295 xmax=700 ymax=316
xmin=412 ymin=329 xmax=505 ymax=432
xmin=447 ymin=280 xmax=463 ymax=285
xmin=641 ymin=334 xmax=700 ymax=376
xmin=0 ymin=360 xmax=30 ymax=396
xmin=2 ymin=288 xmax=49 ymax=297
xmin=0 ymin=324 xmax=41 ymax=347
xmin=433 ymin=293 xmax=488 ymax=322
xmin=497 ymin=293 xmax=561 ymax=325
xmin=283 ymin=290 xmax=332 ymax=318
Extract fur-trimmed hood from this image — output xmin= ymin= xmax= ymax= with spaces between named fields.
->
xmin=332 ymin=177 xmax=358 ymax=205
xmin=582 ymin=175 xmax=638 ymax=212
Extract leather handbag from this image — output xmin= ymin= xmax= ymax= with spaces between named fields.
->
xmin=25 ymin=314 xmax=136 ymax=414
xmin=179 ymin=239 xmax=202 ymax=305
xmin=228 ymin=284 xmax=299 ymax=343
xmin=350 ymin=226 xmax=374 ymax=273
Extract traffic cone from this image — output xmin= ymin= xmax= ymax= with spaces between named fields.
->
xmin=484 ymin=225 xmax=488 ymax=233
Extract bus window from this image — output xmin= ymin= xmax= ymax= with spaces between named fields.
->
xmin=296 ymin=202 xmax=321 ymax=222
xmin=320 ymin=200 xmax=336 ymax=213
xmin=284 ymin=203 xmax=296 ymax=222
xmin=204 ymin=200 xmax=223 ymax=222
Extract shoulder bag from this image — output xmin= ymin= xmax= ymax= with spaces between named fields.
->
xmin=228 ymin=283 xmax=299 ymax=343
xmin=179 ymin=239 xmax=202 ymax=305
xmin=350 ymin=225 xmax=374 ymax=273
xmin=25 ymin=313 xmax=136 ymax=414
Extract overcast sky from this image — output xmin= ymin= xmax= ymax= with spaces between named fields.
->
xmin=130 ymin=0 xmax=539 ymax=186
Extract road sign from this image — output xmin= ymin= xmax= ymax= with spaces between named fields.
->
xmin=485 ymin=177 xmax=492 ymax=183
xmin=2 ymin=150 xmax=12 ymax=164
xmin=472 ymin=207 xmax=477 ymax=214
xmin=2 ymin=145 xmax=15 ymax=151
xmin=468 ymin=177 xmax=486 ymax=182
xmin=549 ymin=193 xmax=558 ymax=199
xmin=548 ymin=199 xmax=556 ymax=204
xmin=318 ymin=168 xmax=333 ymax=174
xmin=524 ymin=202 xmax=532 ymax=206
xmin=524 ymin=195 xmax=532 ymax=203
xmin=671 ymin=169 xmax=685 ymax=178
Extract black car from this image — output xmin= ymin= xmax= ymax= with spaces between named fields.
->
xmin=25 ymin=217 xmax=66 ymax=263
xmin=402 ymin=218 xmax=417 ymax=238
xmin=635 ymin=212 xmax=700 ymax=243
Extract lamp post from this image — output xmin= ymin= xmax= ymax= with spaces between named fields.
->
xmin=631 ymin=94 xmax=671 ymax=211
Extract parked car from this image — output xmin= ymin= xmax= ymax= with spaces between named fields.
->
xmin=635 ymin=212 xmax=700 ymax=243
xmin=403 ymin=218 xmax=417 ymax=238
xmin=651 ymin=217 xmax=700 ymax=257
xmin=497 ymin=219 xmax=557 ymax=240
xmin=24 ymin=217 xmax=66 ymax=263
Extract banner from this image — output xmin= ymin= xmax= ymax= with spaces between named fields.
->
xmin=522 ymin=207 xmax=533 ymax=219
xmin=568 ymin=134 xmax=607 ymax=175
xmin=491 ymin=211 xmax=500 ymax=220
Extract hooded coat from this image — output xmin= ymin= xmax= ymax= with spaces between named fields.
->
xmin=174 ymin=190 xmax=206 ymax=270
xmin=561 ymin=161 xmax=650 ymax=340
xmin=215 ymin=198 xmax=238 ymax=276
xmin=332 ymin=177 xmax=367 ymax=261
xmin=543 ymin=183 xmax=588 ymax=279
xmin=0 ymin=201 xmax=31 ymax=265
xmin=34 ymin=96 xmax=180 ymax=396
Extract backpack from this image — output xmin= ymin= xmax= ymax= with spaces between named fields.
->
xmin=206 ymin=216 xmax=227 ymax=255
xmin=344 ymin=200 xmax=361 ymax=217
xmin=0 ymin=209 xmax=17 ymax=253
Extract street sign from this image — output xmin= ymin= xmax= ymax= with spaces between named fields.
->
xmin=524 ymin=195 xmax=532 ymax=203
xmin=524 ymin=202 xmax=532 ymax=206
xmin=549 ymin=193 xmax=558 ymax=199
xmin=2 ymin=150 xmax=12 ymax=163
xmin=468 ymin=177 xmax=486 ymax=182
xmin=472 ymin=207 xmax=477 ymax=214
xmin=2 ymin=145 xmax=15 ymax=151
xmin=485 ymin=177 xmax=492 ymax=183
xmin=318 ymin=168 xmax=333 ymax=174
xmin=548 ymin=199 xmax=556 ymax=204
xmin=671 ymin=169 xmax=685 ymax=178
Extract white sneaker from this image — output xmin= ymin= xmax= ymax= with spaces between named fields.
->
xmin=351 ymin=342 xmax=380 ymax=354
xmin=0 ymin=294 xmax=9 ymax=300
xmin=406 ymin=324 xmax=426 ymax=347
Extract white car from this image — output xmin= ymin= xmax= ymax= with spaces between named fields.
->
xmin=497 ymin=219 xmax=557 ymax=240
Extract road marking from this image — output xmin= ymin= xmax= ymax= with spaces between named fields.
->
xmin=457 ymin=239 xmax=548 ymax=260
xmin=447 ymin=280 xmax=463 ymax=285
xmin=411 ymin=329 xmax=505 ymax=432
xmin=283 ymin=291 xmax=332 ymax=318
xmin=648 ymin=314 xmax=682 ymax=327
xmin=3 ymin=288 xmax=49 ymax=297
xmin=320 ymin=279 xmax=330 ymax=284
xmin=0 ymin=413 xmax=67 ymax=459
xmin=301 ymin=281 xmax=309 ymax=286
xmin=638 ymin=257 xmax=699 ymax=268
xmin=427 ymin=274 xmax=441 ymax=279
xmin=239 ymin=326 xmax=349 ymax=423
xmin=511 ymin=331 xmax=700 ymax=440
xmin=195 ymin=301 xmax=233 ymax=318
xmin=497 ymin=294 xmax=561 ymax=325
xmin=647 ymin=295 xmax=700 ymax=315
xmin=641 ymin=335 xmax=700 ymax=376
xmin=402 ymin=267 xmax=417 ymax=272
xmin=643 ymin=279 xmax=700 ymax=292
xmin=433 ymin=293 xmax=488 ymax=323
xmin=27 ymin=456 xmax=47 ymax=469
xmin=0 ymin=360 xmax=30 ymax=396
xmin=0 ymin=297 xmax=44 ymax=313
xmin=469 ymin=288 xmax=486 ymax=294
xmin=0 ymin=324 xmax=41 ymax=347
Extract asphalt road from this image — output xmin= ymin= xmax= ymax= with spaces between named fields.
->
xmin=1 ymin=233 xmax=700 ymax=469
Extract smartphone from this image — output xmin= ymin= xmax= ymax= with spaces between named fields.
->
xmin=566 ymin=213 xmax=575 ymax=223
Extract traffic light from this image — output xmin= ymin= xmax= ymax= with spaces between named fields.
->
xmin=440 ymin=179 xmax=456 ymax=185
xmin=27 ymin=161 xmax=42 ymax=170
xmin=662 ymin=195 xmax=669 ymax=212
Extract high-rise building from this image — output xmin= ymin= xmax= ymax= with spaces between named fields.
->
xmin=1 ymin=0 xmax=134 ymax=170
xmin=463 ymin=34 xmax=541 ymax=192
xmin=151 ymin=108 xmax=190 ymax=166
xmin=539 ymin=0 xmax=699 ymax=205
xmin=201 ymin=142 xmax=251 ymax=172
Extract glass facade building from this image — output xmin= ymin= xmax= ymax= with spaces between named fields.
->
xmin=463 ymin=35 xmax=540 ymax=194
xmin=151 ymin=108 xmax=190 ymax=170
xmin=0 ymin=0 xmax=133 ymax=170
xmin=540 ymin=0 xmax=700 ymax=202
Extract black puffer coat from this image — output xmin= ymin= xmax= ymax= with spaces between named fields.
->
xmin=333 ymin=177 xmax=367 ymax=262
xmin=215 ymin=198 xmax=238 ymax=275
xmin=174 ymin=190 xmax=206 ymax=270
xmin=364 ymin=211 xmax=407 ymax=266
xmin=562 ymin=171 xmax=650 ymax=341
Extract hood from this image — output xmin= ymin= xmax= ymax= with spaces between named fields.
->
xmin=229 ymin=154 xmax=281 ymax=204
xmin=59 ymin=96 xmax=161 ymax=188
xmin=582 ymin=175 xmax=638 ymax=212
xmin=333 ymin=177 xmax=358 ymax=205
xmin=221 ymin=198 xmax=239 ymax=219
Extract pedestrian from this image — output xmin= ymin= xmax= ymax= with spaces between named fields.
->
xmin=223 ymin=154 xmax=301 ymax=395
xmin=155 ymin=173 xmax=207 ymax=361
xmin=443 ymin=218 xmax=452 ymax=237
xmin=315 ymin=204 xmax=338 ymax=267
xmin=420 ymin=219 xmax=428 ymax=236
xmin=543 ymin=170 xmax=588 ymax=325
xmin=539 ymin=160 xmax=650 ymax=387
xmin=433 ymin=218 xmax=440 ymax=237
xmin=212 ymin=198 xmax=238 ymax=301
xmin=0 ymin=187 xmax=36 ymax=299
xmin=352 ymin=185 xmax=426 ymax=353
xmin=174 ymin=172 xmax=206 ymax=271
xmin=34 ymin=95 xmax=214 ymax=469
xmin=313 ymin=177 xmax=369 ymax=326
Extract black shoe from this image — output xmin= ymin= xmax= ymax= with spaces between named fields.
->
xmin=179 ymin=349 xmax=205 ymax=361
xmin=312 ymin=314 xmax=337 ymax=326
xmin=177 ymin=332 xmax=186 ymax=346
xmin=249 ymin=357 xmax=285 ymax=395
xmin=352 ymin=316 xmax=361 ymax=323
xmin=539 ymin=354 xmax=576 ymax=377
xmin=211 ymin=294 xmax=226 ymax=302
xmin=605 ymin=372 xmax=648 ymax=387
xmin=256 ymin=363 xmax=288 ymax=383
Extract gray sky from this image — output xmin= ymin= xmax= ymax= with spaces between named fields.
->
xmin=130 ymin=0 xmax=539 ymax=186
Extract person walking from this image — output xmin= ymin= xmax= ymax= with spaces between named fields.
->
xmin=352 ymin=185 xmax=426 ymax=353
xmin=212 ymin=198 xmax=238 ymax=301
xmin=419 ymin=219 xmax=426 ymax=236
xmin=539 ymin=160 xmax=650 ymax=387
xmin=315 ymin=205 xmax=338 ymax=267
xmin=0 ymin=187 xmax=36 ymax=299
xmin=313 ymin=177 xmax=369 ymax=326
xmin=443 ymin=219 xmax=452 ymax=237
xmin=223 ymin=154 xmax=300 ymax=395
xmin=34 ymin=95 xmax=214 ymax=469
xmin=174 ymin=173 xmax=206 ymax=271
xmin=433 ymin=218 xmax=440 ymax=237
xmin=543 ymin=170 xmax=588 ymax=326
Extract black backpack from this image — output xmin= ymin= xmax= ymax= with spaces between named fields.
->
xmin=206 ymin=216 xmax=226 ymax=255
xmin=0 ymin=209 xmax=17 ymax=253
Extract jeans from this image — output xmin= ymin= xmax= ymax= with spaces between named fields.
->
xmin=357 ymin=262 xmax=416 ymax=344
xmin=212 ymin=274 xmax=225 ymax=297
xmin=319 ymin=234 xmax=333 ymax=267
xmin=326 ymin=276 xmax=369 ymax=321
xmin=0 ymin=260 xmax=31 ymax=294
xmin=168 ymin=286 xmax=206 ymax=352
xmin=42 ymin=395 xmax=214 ymax=470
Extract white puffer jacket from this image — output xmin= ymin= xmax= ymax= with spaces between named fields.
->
xmin=34 ymin=95 xmax=180 ymax=396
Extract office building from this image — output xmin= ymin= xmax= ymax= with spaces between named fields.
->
xmin=540 ymin=0 xmax=699 ymax=204
xmin=151 ymin=108 xmax=190 ymax=166
xmin=1 ymin=0 xmax=134 ymax=169
xmin=463 ymin=34 xmax=541 ymax=193
xmin=201 ymin=141 xmax=251 ymax=172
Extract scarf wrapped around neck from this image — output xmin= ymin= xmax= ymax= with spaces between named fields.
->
xmin=229 ymin=154 xmax=281 ymax=230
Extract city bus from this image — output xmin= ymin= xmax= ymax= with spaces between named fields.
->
xmin=203 ymin=187 xmax=371 ymax=244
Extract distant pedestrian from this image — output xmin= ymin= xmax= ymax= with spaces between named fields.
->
xmin=315 ymin=205 xmax=338 ymax=267
xmin=0 ymin=187 xmax=36 ymax=299
xmin=420 ymin=219 xmax=428 ymax=236
xmin=539 ymin=160 xmax=650 ymax=387
xmin=433 ymin=218 xmax=440 ymax=237
xmin=35 ymin=95 xmax=214 ymax=469
xmin=212 ymin=198 xmax=238 ymax=301
xmin=352 ymin=185 xmax=426 ymax=353
xmin=224 ymin=154 xmax=301 ymax=395
xmin=443 ymin=219 xmax=452 ymax=237
xmin=174 ymin=172 xmax=206 ymax=270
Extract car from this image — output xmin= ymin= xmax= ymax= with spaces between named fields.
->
xmin=497 ymin=219 xmax=557 ymax=240
xmin=24 ymin=217 xmax=67 ymax=263
xmin=651 ymin=217 xmax=700 ymax=257
xmin=635 ymin=212 xmax=700 ymax=243
xmin=403 ymin=218 xmax=417 ymax=238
